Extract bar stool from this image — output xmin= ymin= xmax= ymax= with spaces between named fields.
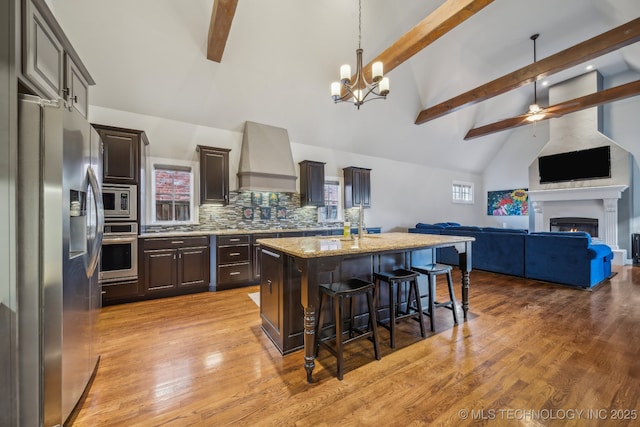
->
xmin=374 ymin=268 xmax=426 ymax=349
xmin=411 ymin=264 xmax=458 ymax=331
xmin=314 ymin=278 xmax=381 ymax=380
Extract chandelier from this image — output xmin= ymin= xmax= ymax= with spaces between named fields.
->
xmin=330 ymin=0 xmax=389 ymax=109
xmin=526 ymin=34 xmax=545 ymax=122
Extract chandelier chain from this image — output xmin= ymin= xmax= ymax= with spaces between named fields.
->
xmin=330 ymin=0 xmax=389 ymax=109
xmin=358 ymin=0 xmax=362 ymax=49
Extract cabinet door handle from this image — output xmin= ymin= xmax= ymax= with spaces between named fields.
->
xmin=171 ymin=241 xmax=184 ymax=244
xmin=179 ymin=253 xmax=182 ymax=259
xmin=229 ymin=252 xmax=240 ymax=256
xmin=229 ymin=271 xmax=241 ymax=276
xmin=229 ymin=238 xmax=240 ymax=242
xmin=173 ymin=254 xmax=176 ymax=260
xmin=267 ymin=279 xmax=272 ymax=292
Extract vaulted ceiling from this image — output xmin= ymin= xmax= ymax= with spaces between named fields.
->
xmin=49 ymin=0 xmax=640 ymax=174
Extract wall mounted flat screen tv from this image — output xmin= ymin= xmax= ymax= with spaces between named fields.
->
xmin=538 ymin=145 xmax=611 ymax=184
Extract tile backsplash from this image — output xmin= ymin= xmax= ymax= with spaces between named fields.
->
xmin=141 ymin=191 xmax=343 ymax=234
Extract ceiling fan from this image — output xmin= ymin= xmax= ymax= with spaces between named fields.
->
xmin=525 ymin=34 xmax=547 ymax=122
xmin=464 ymin=79 xmax=640 ymax=140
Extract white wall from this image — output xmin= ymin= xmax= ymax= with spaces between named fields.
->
xmin=483 ymin=123 xmax=548 ymax=230
xmin=90 ymin=106 xmax=485 ymax=231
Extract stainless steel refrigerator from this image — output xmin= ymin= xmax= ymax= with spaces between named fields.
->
xmin=17 ymin=94 xmax=104 ymax=426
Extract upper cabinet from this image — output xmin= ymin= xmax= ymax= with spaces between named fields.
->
xmin=343 ymin=166 xmax=371 ymax=208
xmin=299 ymin=160 xmax=325 ymax=207
xmin=92 ymin=124 xmax=146 ymax=185
xmin=197 ymin=145 xmax=230 ymax=205
xmin=22 ymin=0 xmax=94 ymax=118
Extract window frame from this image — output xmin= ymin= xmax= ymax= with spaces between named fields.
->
xmin=317 ymin=177 xmax=343 ymax=222
xmin=452 ymin=180 xmax=474 ymax=204
xmin=149 ymin=162 xmax=198 ymax=225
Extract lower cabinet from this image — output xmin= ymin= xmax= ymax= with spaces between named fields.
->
xmin=252 ymin=233 xmax=278 ymax=282
xmin=215 ymin=234 xmax=251 ymax=290
xmin=260 ymin=247 xmax=303 ymax=354
xmin=101 ymin=280 xmax=140 ymax=305
xmin=141 ymin=236 xmax=210 ymax=297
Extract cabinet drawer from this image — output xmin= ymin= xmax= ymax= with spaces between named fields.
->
xmin=218 ymin=245 xmax=250 ymax=264
xmin=218 ymin=235 xmax=250 ymax=246
xmin=101 ymin=280 xmax=139 ymax=301
xmin=218 ymin=263 xmax=251 ymax=284
xmin=143 ymin=236 xmax=209 ymax=250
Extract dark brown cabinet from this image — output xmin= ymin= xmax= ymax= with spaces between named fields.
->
xmin=259 ymin=248 xmax=306 ymax=354
xmin=252 ymin=233 xmax=278 ymax=281
xmin=22 ymin=0 xmax=94 ymax=117
xmin=343 ymin=166 xmax=371 ymax=208
xmin=260 ymin=248 xmax=283 ymax=347
xmin=101 ymin=279 xmax=140 ymax=305
xmin=141 ymin=236 xmax=210 ymax=296
xmin=198 ymin=145 xmax=230 ymax=205
xmin=215 ymin=235 xmax=251 ymax=290
xmin=299 ymin=160 xmax=325 ymax=207
xmin=93 ymin=124 xmax=145 ymax=185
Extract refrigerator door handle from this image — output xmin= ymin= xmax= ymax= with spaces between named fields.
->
xmin=87 ymin=166 xmax=104 ymax=277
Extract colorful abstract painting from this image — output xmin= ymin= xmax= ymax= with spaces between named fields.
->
xmin=487 ymin=188 xmax=528 ymax=216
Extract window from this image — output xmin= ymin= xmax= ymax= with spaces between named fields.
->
xmin=452 ymin=181 xmax=474 ymax=204
xmin=153 ymin=164 xmax=194 ymax=222
xmin=318 ymin=180 xmax=342 ymax=222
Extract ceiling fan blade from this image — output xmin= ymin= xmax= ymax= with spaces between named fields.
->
xmin=464 ymin=79 xmax=640 ymax=140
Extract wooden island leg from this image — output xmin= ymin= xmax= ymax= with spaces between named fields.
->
xmin=458 ymin=242 xmax=472 ymax=321
xmin=302 ymin=305 xmax=316 ymax=383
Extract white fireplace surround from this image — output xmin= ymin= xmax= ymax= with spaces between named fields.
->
xmin=528 ymin=185 xmax=627 ymax=265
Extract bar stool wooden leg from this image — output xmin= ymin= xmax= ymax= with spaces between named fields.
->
xmin=335 ymin=294 xmax=344 ymax=380
xmin=388 ymin=281 xmax=397 ymax=349
xmin=314 ymin=293 xmax=326 ymax=357
xmin=366 ymin=290 xmax=381 ymax=360
xmin=446 ymin=271 xmax=459 ymax=325
xmin=410 ymin=278 xmax=426 ymax=338
xmin=428 ymin=273 xmax=436 ymax=332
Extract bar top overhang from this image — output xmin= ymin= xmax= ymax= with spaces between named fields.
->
xmin=256 ymin=232 xmax=475 ymax=258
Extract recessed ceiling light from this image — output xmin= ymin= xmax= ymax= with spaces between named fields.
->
xmin=542 ymin=81 xmax=549 ymax=86
xmin=586 ymin=65 xmax=594 ymax=70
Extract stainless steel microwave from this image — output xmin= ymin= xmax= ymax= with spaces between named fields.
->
xmin=102 ymin=183 xmax=137 ymax=221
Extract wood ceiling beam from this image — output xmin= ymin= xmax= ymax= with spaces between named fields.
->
xmin=358 ymin=0 xmax=494 ymax=80
xmin=207 ymin=0 xmax=239 ymax=63
xmin=416 ymin=17 xmax=640 ymax=125
xmin=463 ymin=79 xmax=640 ymax=140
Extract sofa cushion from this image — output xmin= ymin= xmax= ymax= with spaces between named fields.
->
xmin=415 ymin=223 xmax=446 ymax=229
xmin=530 ymin=231 xmax=591 ymax=244
xmin=481 ymin=227 xmax=528 ymax=234
xmin=447 ymin=225 xmax=483 ymax=232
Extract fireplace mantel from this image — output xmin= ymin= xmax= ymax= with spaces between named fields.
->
xmin=528 ymin=185 xmax=627 ymax=203
xmin=528 ymin=185 xmax=627 ymax=265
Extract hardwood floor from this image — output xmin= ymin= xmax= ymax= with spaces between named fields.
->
xmin=71 ymin=266 xmax=640 ymax=426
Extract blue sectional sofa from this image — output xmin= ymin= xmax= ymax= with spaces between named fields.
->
xmin=408 ymin=223 xmax=613 ymax=289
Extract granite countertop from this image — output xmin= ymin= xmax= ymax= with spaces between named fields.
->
xmin=257 ymin=232 xmax=475 ymax=259
xmin=138 ymin=227 xmax=342 ymax=238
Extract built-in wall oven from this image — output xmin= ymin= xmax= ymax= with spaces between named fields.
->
xmin=100 ymin=222 xmax=138 ymax=283
xmin=102 ymin=183 xmax=137 ymax=221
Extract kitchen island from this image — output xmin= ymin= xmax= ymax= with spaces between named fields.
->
xmin=256 ymin=232 xmax=474 ymax=383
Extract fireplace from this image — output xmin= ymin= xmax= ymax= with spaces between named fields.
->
xmin=526 ymin=72 xmax=632 ymax=266
xmin=550 ymin=217 xmax=598 ymax=237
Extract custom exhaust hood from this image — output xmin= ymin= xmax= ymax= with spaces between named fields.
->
xmin=237 ymin=121 xmax=298 ymax=193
